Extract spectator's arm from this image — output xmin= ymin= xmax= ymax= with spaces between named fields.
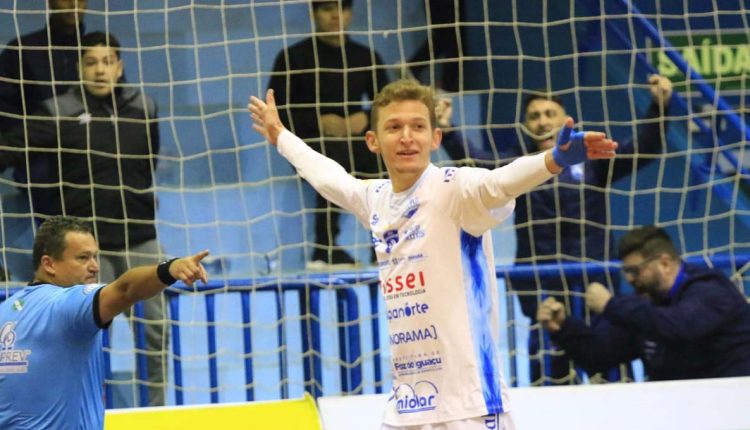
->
xmin=603 ymin=280 xmax=745 ymax=342
xmin=0 ymin=43 xmax=22 ymax=132
xmin=552 ymin=316 xmax=641 ymax=375
xmin=595 ymin=75 xmax=673 ymax=182
xmin=0 ymin=110 xmax=58 ymax=171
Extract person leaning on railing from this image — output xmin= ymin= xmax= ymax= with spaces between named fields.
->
xmin=537 ymin=225 xmax=750 ymax=381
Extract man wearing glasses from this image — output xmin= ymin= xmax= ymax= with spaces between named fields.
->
xmin=537 ymin=225 xmax=750 ymax=381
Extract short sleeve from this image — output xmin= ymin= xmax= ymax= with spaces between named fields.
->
xmin=53 ymin=284 xmax=106 ymax=338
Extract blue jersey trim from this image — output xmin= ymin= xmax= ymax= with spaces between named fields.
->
xmin=460 ymin=231 xmax=504 ymax=414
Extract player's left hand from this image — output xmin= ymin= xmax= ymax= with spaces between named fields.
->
xmin=552 ymin=117 xmax=618 ymax=168
xmin=585 ymin=282 xmax=613 ymax=314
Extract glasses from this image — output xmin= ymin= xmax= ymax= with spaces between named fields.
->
xmin=621 ymin=256 xmax=659 ymax=278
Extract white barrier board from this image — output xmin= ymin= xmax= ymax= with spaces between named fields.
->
xmin=318 ymin=377 xmax=750 ymax=430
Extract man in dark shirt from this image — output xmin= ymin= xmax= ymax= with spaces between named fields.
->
xmin=0 ymin=0 xmax=87 ymax=281
xmin=268 ymin=0 xmax=389 ymax=269
xmin=537 ymin=225 xmax=750 ymax=380
xmin=513 ymin=75 xmax=673 ymax=385
xmin=0 ymin=0 xmax=87 ymax=214
xmin=0 ymin=31 xmax=168 ymax=407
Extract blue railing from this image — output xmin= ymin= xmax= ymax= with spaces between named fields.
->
xmin=103 ymin=253 xmax=749 ymax=407
xmin=2 ymin=254 xmax=747 ymax=408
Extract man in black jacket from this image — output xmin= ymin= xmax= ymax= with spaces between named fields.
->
xmin=513 ymin=75 xmax=673 ymax=385
xmin=0 ymin=0 xmax=87 ymax=280
xmin=268 ymin=0 xmax=389 ymax=270
xmin=537 ymin=225 xmax=750 ymax=380
xmin=0 ymin=31 xmax=168 ymax=406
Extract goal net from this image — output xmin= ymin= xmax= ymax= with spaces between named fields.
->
xmin=0 ymin=0 xmax=748 ymax=406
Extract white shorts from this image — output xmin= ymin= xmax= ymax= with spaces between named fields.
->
xmin=381 ymin=413 xmax=515 ymax=430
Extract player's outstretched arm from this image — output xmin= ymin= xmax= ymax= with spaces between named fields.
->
xmin=248 ymin=89 xmax=286 ymax=145
xmin=98 ymin=250 xmax=210 ymax=323
xmin=545 ymin=117 xmax=618 ymax=173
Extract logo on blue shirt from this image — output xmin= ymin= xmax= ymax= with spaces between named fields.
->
xmin=0 ymin=322 xmax=31 ymax=374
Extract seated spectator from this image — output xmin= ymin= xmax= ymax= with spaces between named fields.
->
xmin=537 ymin=225 xmax=750 ymax=380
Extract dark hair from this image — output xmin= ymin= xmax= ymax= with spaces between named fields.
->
xmin=521 ymin=91 xmax=564 ymax=118
xmin=617 ymin=225 xmax=680 ymax=261
xmin=312 ymin=0 xmax=353 ymax=11
xmin=33 ymin=216 xmax=93 ymax=271
xmin=371 ymin=79 xmax=437 ymax=130
xmin=81 ymin=31 xmax=121 ymax=58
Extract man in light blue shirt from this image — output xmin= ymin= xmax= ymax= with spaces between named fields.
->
xmin=0 ymin=216 xmax=209 ymax=429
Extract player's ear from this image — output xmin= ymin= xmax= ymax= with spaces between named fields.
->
xmin=40 ymin=255 xmax=56 ymax=277
xmin=365 ymin=130 xmax=380 ymax=153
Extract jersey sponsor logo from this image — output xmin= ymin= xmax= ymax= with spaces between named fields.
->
xmin=394 ymin=355 xmax=443 ymax=375
xmin=389 ymin=380 xmax=439 ymax=414
xmin=386 ymin=302 xmax=429 ymax=320
xmin=383 ymin=229 xmax=399 ymax=253
xmin=407 ymin=253 xmax=426 ymax=263
xmin=443 ymin=168 xmax=457 ymax=182
xmin=403 ymin=225 xmax=425 ymax=241
xmin=389 ymin=325 xmax=437 ymax=345
xmin=402 ymin=198 xmax=420 ymax=219
xmin=381 ymin=271 xmax=426 ymax=295
xmin=0 ymin=322 xmax=31 ymax=374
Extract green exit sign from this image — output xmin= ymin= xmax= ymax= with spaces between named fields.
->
xmin=650 ymin=31 xmax=749 ymax=93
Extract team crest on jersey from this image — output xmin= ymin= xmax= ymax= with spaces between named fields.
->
xmin=443 ymin=168 xmax=457 ymax=182
xmin=402 ymin=198 xmax=420 ymax=219
xmin=383 ymin=229 xmax=400 ymax=254
xmin=0 ymin=322 xmax=31 ymax=374
xmin=370 ymin=214 xmax=380 ymax=226
xmin=12 ymin=300 xmax=24 ymax=312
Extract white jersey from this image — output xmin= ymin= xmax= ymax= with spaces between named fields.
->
xmin=277 ymin=130 xmax=553 ymax=426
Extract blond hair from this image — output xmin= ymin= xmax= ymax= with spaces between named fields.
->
xmin=370 ymin=79 xmax=437 ymax=130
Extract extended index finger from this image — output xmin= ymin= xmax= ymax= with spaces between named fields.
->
xmin=192 ymin=250 xmax=210 ymax=263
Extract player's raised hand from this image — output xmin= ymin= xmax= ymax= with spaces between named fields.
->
xmin=248 ymin=89 xmax=286 ymax=145
xmin=169 ymin=250 xmax=210 ymax=287
xmin=551 ymin=117 xmax=618 ymax=168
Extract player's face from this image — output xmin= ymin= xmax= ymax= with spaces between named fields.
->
xmin=366 ymin=100 xmax=441 ymax=188
xmin=48 ymin=231 xmax=99 ymax=286
xmin=79 ymin=45 xmax=122 ymax=98
xmin=621 ymin=252 xmax=663 ymax=300
xmin=313 ymin=3 xmax=352 ymax=34
xmin=524 ymin=99 xmax=566 ymax=150
xmin=49 ymin=0 xmax=86 ymax=28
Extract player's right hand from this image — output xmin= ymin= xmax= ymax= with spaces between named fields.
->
xmin=248 ymin=89 xmax=286 ymax=145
